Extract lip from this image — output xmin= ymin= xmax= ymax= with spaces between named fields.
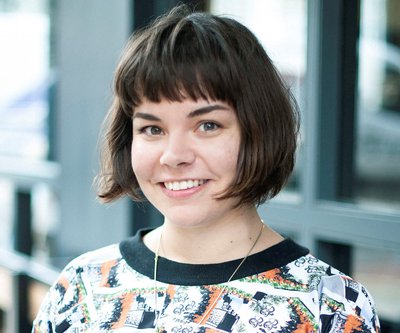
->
xmin=164 ymin=179 xmax=207 ymax=191
xmin=159 ymin=180 xmax=209 ymax=198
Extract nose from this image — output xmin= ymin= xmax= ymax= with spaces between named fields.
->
xmin=159 ymin=134 xmax=195 ymax=168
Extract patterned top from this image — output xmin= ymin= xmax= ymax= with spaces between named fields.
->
xmin=33 ymin=229 xmax=380 ymax=332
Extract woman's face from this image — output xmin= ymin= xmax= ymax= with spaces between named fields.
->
xmin=131 ymin=98 xmax=241 ymax=228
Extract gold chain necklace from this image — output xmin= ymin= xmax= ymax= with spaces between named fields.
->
xmin=153 ymin=222 xmax=265 ymax=328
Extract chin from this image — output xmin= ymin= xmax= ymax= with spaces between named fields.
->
xmin=165 ymin=215 xmax=207 ymax=229
xmin=162 ymin=208 xmax=214 ymax=229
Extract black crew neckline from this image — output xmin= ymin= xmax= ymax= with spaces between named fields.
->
xmin=119 ymin=229 xmax=309 ymax=286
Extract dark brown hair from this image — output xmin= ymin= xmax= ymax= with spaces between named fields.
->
xmin=97 ymin=5 xmax=299 ymax=207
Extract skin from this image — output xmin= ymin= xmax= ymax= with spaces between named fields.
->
xmin=131 ymin=98 xmax=283 ymax=264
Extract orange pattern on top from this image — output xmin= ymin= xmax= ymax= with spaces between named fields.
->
xmin=260 ymin=269 xmax=308 ymax=289
xmin=294 ymin=322 xmax=314 ymax=333
xmin=193 ymin=286 xmax=224 ymax=324
xmin=57 ymin=275 xmax=70 ymax=290
xmin=264 ymin=269 xmax=293 ymax=285
xmin=344 ymin=314 xmax=363 ymax=333
xmin=288 ymin=299 xmax=315 ymax=333
xmin=166 ymin=285 xmax=176 ymax=299
xmin=112 ymin=293 xmax=135 ymax=329
xmin=262 ymin=269 xmax=281 ymax=280
xmin=99 ymin=260 xmax=117 ymax=287
xmin=204 ymin=327 xmax=224 ymax=332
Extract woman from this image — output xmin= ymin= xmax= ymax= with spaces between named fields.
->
xmin=33 ymin=5 xmax=380 ymax=333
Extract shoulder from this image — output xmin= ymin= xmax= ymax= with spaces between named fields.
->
xmin=68 ymin=242 xmax=123 ymax=269
xmin=54 ymin=241 xmax=126 ymax=292
xmin=32 ymin=243 xmax=126 ymax=331
xmin=58 ymin=242 xmax=123 ymax=283
xmin=285 ymin=254 xmax=380 ymax=332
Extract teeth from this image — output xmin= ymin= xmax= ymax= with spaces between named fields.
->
xmin=164 ymin=180 xmax=206 ymax=191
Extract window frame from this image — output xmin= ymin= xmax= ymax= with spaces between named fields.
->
xmin=259 ymin=0 xmax=400 ymax=285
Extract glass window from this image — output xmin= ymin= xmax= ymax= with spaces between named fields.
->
xmin=0 ymin=0 xmax=57 ymax=263
xmin=355 ymin=0 xmax=400 ymax=210
xmin=0 ymin=179 xmax=13 ymax=249
xmin=0 ymin=0 xmax=50 ymax=159
xmin=208 ymin=0 xmax=307 ymax=200
xmin=29 ymin=280 xmax=50 ymax=323
xmin=0 ymin=267 xmax=12 ymax=311
xmin=353 ymin=245 xmax=400 ymax=322
xmin=32 ymin=183 xmax=59 ymax=262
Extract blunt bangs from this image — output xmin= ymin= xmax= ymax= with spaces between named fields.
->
xmin=117 ymin=12 xmax=250 ymax=114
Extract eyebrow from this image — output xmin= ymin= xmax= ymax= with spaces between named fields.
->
xmin=188 ymin=104 xmax=230 ymax=117
xmin=133 ymin=104 xmax=229 ymax=121
xmin=133 ymin=112 xmax=161 ymax=121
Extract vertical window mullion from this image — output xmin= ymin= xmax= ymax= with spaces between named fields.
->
xmin=316 ymin=0 xmax=360 ymax=202
xmin=317 ymin=0 xmax=343 ymax=201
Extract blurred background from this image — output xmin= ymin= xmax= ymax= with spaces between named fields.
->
xmin=0 ymin=0 xmax=399 ymax=332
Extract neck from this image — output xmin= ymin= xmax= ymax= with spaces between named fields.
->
xmin=144 ymin=207 xmax=283 ymax=264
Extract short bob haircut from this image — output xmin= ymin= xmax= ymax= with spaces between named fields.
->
xmin=97 ymin=5 xmax=299 ymax=207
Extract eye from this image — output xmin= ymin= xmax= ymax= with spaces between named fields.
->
xmin=198 ymin=121 xmax=220 ymax=132
xmin=140 ymin=126 xmax=163 ymax=136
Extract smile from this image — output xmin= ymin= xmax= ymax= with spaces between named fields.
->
xmin=164 ymin=180 xmax=207 ymax=191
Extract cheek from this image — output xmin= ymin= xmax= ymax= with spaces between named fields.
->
xmin=130 ymin=141 xmax=157 ymax=180
xmin=209 ymin=135 xmax=240 ymax=174
xmin=225 ymin=143 xmax=240 ymax=174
